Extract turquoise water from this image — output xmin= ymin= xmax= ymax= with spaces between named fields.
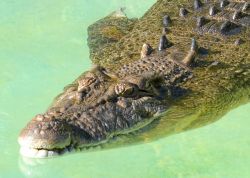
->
xmin=0 ymin=0 xmax=249 ymax=178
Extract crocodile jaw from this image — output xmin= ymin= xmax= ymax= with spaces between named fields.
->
xmin=18 ymin=116 xmax=73 ymax=158
xmin=18 ymin=96 xmax=167 ymax=158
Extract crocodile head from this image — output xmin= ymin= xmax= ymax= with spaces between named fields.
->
xmin=17 ymin=68 xmax=174 ymax=157
xmin=18 ymin=33 xmax=197 ymax=158
xmin=18 ymin=60 xmax=187 ymax=158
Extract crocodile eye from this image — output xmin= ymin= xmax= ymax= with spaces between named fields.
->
xmin=114 ymin=83 xmax=135 ymax=97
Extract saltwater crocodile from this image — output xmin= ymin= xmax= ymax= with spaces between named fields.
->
xmin=18 ymin=0 xmax=250 ymax=158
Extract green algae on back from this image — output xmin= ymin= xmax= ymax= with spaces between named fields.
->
xmin=87 ymin=0 xmax=250 ymax=144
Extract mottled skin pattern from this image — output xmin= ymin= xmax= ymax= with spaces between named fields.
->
xmin=19 ymin=0 xmax=250 ymax=158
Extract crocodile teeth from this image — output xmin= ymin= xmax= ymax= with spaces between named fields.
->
xmin=20 ymin=147 xmax=39 ymax=158
xmin=36 ymin=150 xmax=48 ymax=158
xmin=48 ymin=150 xmax=59 ymax=157
xmin=20 ymin=146 xmax=71 ymax=158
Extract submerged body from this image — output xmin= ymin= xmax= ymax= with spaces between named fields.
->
xmin=19 ymin=0 xmax=250 ymax=158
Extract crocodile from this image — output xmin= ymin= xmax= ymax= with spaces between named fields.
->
xmin=18 ymin=0 xmax=250 ymax=158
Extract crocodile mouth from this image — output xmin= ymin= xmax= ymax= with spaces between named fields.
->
xmin=18 ymin=114 xmax=161 ymax=158
xmin=19 ymin=144 xmax=74 ymax=158
xmin=18 ymin=135 xmax=102 ymax=158
xmin=18 ymin=136 xmax=75 ymax=158
xmin=18 ymin=96 xmax=166 ymax=158
xmin=18 ymin=116 xmax=76 ymax=158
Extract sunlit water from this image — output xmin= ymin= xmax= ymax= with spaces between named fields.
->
xmin=0 ymin=0 xmax=249 ymax=178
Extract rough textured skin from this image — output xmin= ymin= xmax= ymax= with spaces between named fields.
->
xmin=88 ymin=11 xmax=138 ymax=58
xmin=19 ymin=0 xmax=250 ymax=158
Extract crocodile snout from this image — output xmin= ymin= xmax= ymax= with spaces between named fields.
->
xmin=18 ymin=114 xmax=72 ymax=158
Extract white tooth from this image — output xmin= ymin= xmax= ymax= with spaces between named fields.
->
xmin=48 ymin=151 xmax=59 ymax=157
xmin=20 ymin=147 xmax=38 ymax=158
xmin=36 ymin=150 xmax=48 ymax=158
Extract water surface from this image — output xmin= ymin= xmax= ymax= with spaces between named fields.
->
xmin=0 ymin=0 xmax=249 ymax=178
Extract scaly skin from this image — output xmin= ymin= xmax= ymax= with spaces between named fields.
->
xmin=19 ymin=0 xmax=250 ymax=158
